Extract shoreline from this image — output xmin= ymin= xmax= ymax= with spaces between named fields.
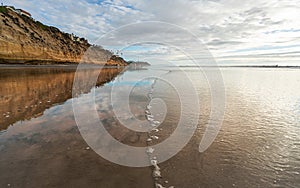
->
xmin=178 ymin=65 xmax=300 ymax=68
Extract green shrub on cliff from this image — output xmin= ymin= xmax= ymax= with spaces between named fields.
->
xmin=0 ymin=6 xmax=8 ymax=13
xmin=36 ymin=21 xmax=48 ymax=30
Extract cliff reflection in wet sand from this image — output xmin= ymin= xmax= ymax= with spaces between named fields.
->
xmin=0 ymin=67 xmax=123 ymax=130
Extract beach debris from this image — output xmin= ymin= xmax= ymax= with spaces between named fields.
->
xmin=47 ymin=100 xmax=51 ymax=103
xmin=146 ymin=147 xmax=154 ymax=154
xmin=151 ymin=135 xmax=159 ymax=140
xmin=153 ymin=169 xmax=162 ymax=178
xmin=39 ymin=101 xmax=42 ymax=104
xmin=5 ymin=115 xmax=9 ymax=118
xmin=7 ymin=184 xmax=10 ymax=187
xmin=151 ymin=159 xmax=162 ymax=179
xmin=147 ymin=114 xmax=154 ymax=119
xmin=85 ymin=147 xmax=90 ymax=150
xmin=165 ymin=181 xmax=168 ymax=184
xmin=155 ymin=183 xmax=165 ymax=188
xmin=146 ymin=79 xmax=175 ymax=188
xmin=153 ymin=120 xmax=160 ymax=125
xmin=146 ymin=115 xmax=154 ymax=121
xmin=151 ymin=123 xmax=157 ymax=127
xmin=150 ymin=159 xmax=158 ymax=165
xmin=151 ymin=159 xmax=160 ymax=170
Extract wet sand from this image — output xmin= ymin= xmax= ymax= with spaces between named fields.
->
xmin=0 ymin=110 xmax=154 ymax=188
xmin=0 ymin=66 xmax=154 ymax=188
xmin=0 ymin=67 xmax=300 ymax=188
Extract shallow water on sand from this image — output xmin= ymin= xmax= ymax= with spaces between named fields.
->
xmin=0 ymin=66 xmax=299 ymax=187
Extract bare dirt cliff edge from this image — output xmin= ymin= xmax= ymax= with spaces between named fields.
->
xmin=0 ymin=6 xmax=127 ymax=66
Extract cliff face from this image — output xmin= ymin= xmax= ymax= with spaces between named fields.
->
xmin=106 ymin=55 xmax=128 ymax=66
xmin=0 ymin=6 xmax=126 ymax=65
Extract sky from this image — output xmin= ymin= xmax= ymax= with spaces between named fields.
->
xmin=4 ymin=0 xmax=300 ymax=65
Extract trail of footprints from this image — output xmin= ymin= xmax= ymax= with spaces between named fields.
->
xmin=145 ymin=79 xmax=174 ymax=188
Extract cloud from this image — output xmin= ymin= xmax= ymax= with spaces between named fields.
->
xmin=6 ymin=0 xmax=300 ymax=65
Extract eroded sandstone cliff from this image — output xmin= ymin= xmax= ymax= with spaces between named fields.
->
xmin=0 ymin=6 xmax=126 ymax=65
